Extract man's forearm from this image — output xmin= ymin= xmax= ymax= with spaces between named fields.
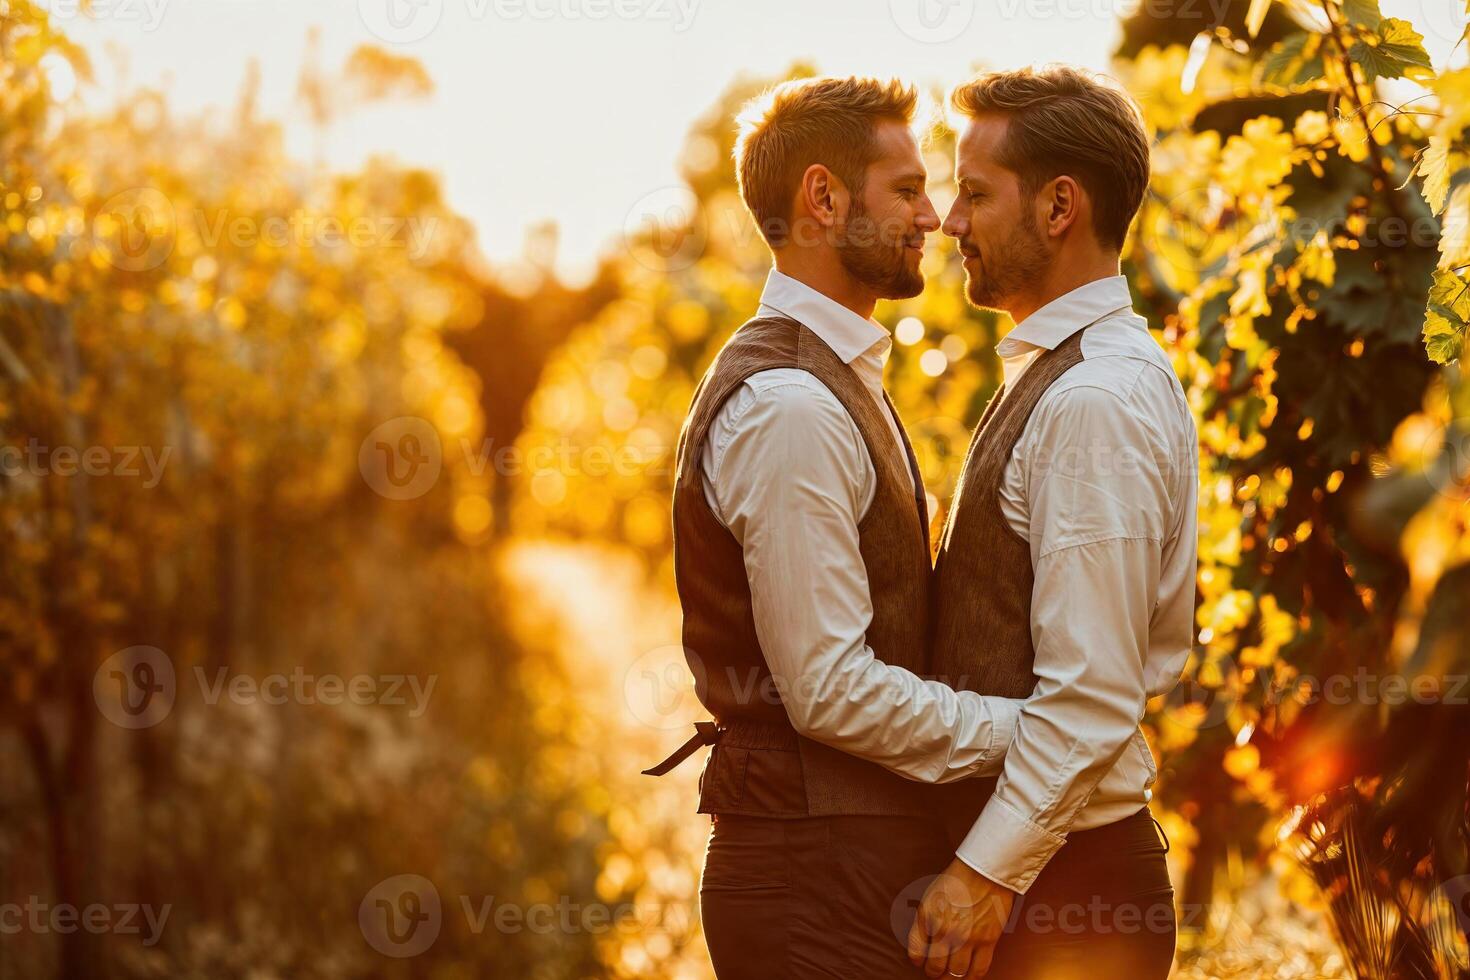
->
xmin=772 ymin=639 xmax=1027 ymax=784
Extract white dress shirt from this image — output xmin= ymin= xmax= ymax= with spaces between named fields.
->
xmin=701 ymin=268 xmax=1023 ymax=782
xmin=955 ymin=275 xmax=1199 ymax=893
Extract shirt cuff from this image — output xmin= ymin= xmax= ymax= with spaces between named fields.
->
xmin=954 ymin=795 xmax=1067 ymax=894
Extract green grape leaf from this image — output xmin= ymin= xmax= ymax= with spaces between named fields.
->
xmin=1341 ymin=0 xmax=1383 ymax=29
xmin=1430 ymin=267 xmax=1470 ymax=320
xmin=1350 ymin=20 xmax=1433 ymax=81
xmin=1377 ymin=19 xmax=1434 ymax=69
xmin=1424 ymin=268 xmax=1470 ymax=363
xmin=1261 ymin=33 xmax=1326 ymax=88
xmin=1425 ymin=327 xmax=1464 ymax=364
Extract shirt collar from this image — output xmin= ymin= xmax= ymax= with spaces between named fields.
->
xmin=758 ymin=268 xmax=890 ymax=365
xmin=996 ymin=275 xmax=1135 ymax=359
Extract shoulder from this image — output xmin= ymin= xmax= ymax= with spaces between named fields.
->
xmin=1039 ymin=318 xmax=1189 ymax=430
xmin=714 ymin=367 xmax=852 ymax=435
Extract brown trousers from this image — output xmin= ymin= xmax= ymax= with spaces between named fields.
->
xmin=699 ymin=813 xmax=946 ymax=979
xmin=700 ymin=807 xmax=1175 ymax=980
xmin=946 ymin=806 xmax=1176 ymax=980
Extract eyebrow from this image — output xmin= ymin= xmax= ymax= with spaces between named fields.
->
xmin=892 ymin=171 xmax=927 ymax=185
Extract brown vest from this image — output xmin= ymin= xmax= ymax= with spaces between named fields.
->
xmin=670 ymin=314 xmax=933 ymax=817
xmin=927 ymin=328 xmax=1090 ymax=837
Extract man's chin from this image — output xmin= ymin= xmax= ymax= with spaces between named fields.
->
xmin=883 ymin=271 xmax=925 ymax=301
xmin=964 ymin=277 xmax=1005 ymax=313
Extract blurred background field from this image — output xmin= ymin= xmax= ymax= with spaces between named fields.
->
xmin=3 ymin=0 xmax=1470 ymax=977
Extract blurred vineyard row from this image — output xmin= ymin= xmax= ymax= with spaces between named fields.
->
xmin=2 ymin=0 xmax=1469 ymax=976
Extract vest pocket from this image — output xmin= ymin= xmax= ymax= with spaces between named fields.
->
xmin=699 ymin=745 xmax=750 ymax=811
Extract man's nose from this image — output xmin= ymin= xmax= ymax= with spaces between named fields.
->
xmin=914 ymin=192 xmax=940 ymax=232
xmin=942 ymin=199 xmax=967 ymax=240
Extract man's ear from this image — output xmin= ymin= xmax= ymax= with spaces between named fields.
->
xmin=798 ymin=163 xmax=848 ymax=231
xmin=1042 ymin=175 xmax=1083 ymax=239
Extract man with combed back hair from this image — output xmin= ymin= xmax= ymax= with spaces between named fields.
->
xmin=647 ymin=75 xmax=1032 ymax=978
xmin=905 ymin=65 xmax=1194 ymax=980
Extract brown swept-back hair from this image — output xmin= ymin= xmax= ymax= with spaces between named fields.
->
xmin=735 ymin=76 xmax=918 ymax=248
xmin=950 ymin=65 xmax=1150 ymax=251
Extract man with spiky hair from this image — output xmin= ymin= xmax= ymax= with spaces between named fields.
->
xmin=649 ymin=75 xmax=1029 ymax=978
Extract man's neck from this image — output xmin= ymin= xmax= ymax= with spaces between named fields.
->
xmin=772 ymin=252 xmax=878 ymax=322
xmin=1006 ymin=254 xmax=1121 ymax=326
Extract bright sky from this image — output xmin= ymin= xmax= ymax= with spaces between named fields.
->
xmin=47 ymin=0 xmax=1461 ymax=279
